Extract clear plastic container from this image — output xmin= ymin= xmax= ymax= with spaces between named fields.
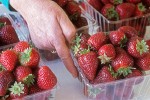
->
xmin=0 ymin=12 xmax=30 ymax=46
xmin=72 ymin=26 xmax=150 ymax=100
xmin=79 ymin=0 xmax=150 ymax=37
xmin=0 ymin=43 xmax=58 ymax=100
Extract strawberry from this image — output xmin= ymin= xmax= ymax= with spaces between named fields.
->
xmin=108 ymin=30 xmax=127 ymax=47
xmin=72 ymin=32 xmax=90 ymax=58
xmin=118 ymin=26 xmax=138 ymax=38
xmin=19 ymin=48 xmax=40 ymax=68
xmin=54 ymin=0 xmax=68 ymax=7
xmin=29 ymin=84 xmax=43 ymax=94
xmin=13 ymin=41 xmax=30 ymax=52
xmin=65 ymin=1 xmax=81 ymax=21
xmin=0 ymin=25 xmax=19 ymax=46
xmin=0 ymin=71 xmax=14 ymax=96
xmin=101 ymin=0 xmax=110 ymax=5
xmin=98 ymin=44 xmax=116 ymax=64
xmin=101 ymin=4 xmax=119 ymax=21
xmin=0 ymin=16 xmax=11 ymax=25
xmin=37 ymin=66 xmax=57 ymax=90
xmin=87 ymin=0 xmax=103 ymax=12
xmin=142 ymin=0 xmax=150 ymax=7
xmin=126 ymin=0 xmax=141 ymax=4
xmin=91 ymin=66 xmax=116 ymax=84
xmin=116 ymin=3 xmax=135 ymax=20
xmin=111 ymin=47 xmax=134 ymax=76
xmin=127 ymin=36 xmax=149 ymax=58
xmin=134 ymin=3 xmax=146 ymax=16
xmin=109 ymin=0 xmax=123 ymax=5
xmin=9 ymin=82 xmax=28 ymax=99
xmin=0 ymin=50 xmax=17 ymax=71
xmin=136 ymin=53 xmax=150 ymax=71
xmin=78 ymin=50 xmax=99 ymax=81
xmin=73 ymin=17 xmax=88 ymax=28
xmin=88 ymin=32 xmax=107 ymax=51
xmin=146 ymin=39 xmax=150 ymax=52
xmin=14 ymin=66 xmax=35 ymax=86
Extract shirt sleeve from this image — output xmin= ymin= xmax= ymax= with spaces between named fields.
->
xmin=0 ymin=0 xmax=9 ymax=9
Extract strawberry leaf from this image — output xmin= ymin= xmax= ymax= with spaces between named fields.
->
xmin=23 ymin=74 xmax=35 ymax=87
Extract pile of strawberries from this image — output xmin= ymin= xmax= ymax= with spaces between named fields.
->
xmin=72 ymin=25 xmax=150 ymax=86
xmin=53 ymin=0 xmax=88 ymax=28
xmin=0 ymin=41 xmax=57 ymax=100
xmin=0 ymin=16 xmax=19 ymax=46
xmin=87 ymin=0 xmax=150 ymax=21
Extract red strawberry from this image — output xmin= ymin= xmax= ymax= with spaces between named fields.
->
xmin=101 ymin=0 xmax=110 ymax=4
xmin=136 ymin=53 xmax=150 ymax=71
xmin=127 ymin=36 xmax=149 ymax=58
xmin=73 ymin=17 xmax=88 ymax=28
xmin=0 ymin=50 xmax=17 ymax=71
xmin=65 ymin=1 xmax=81 ymax=21
xmin=72 ymin=32 xmax=90 ymax=58
xmin=14 ymin=66 xmax=35 ymax=86
xmin=134 ymin=3 xmax=146 ymax=16
xmin=54 ymin=0 xmax=68 ymax=7
xmin=146 ymin=39 xmax=150 ymax=52
xmin=13 ymin=41 xmax=30 ymax=52
xmin=0 ymin=16 xmax=11 ymax=25
xmin=0 ymin=71 xmax=14 ymax=96
xmin=88 ymin=32 xmax=107 ymax=51
xmin=91 ymin=66 xmax=116 ymax=84
xmin=116 ymin=3 xmax=135 ymax=20
xmin=29 ymin=84 xmax=43 ymax=94
xmin=9 ymin=82 xmax=28 ymax=99
xmin=78 ymin=50 xmax=99 ymax=81
xmin=126 ymin=0 xmax=141 ymax=4
xmin=98 ymin=44 xmax=116 ymax=64
xmin=118 ymin=26 xmax=138 ymax=38
xmin=109 ymin=0 xmax=123 ymax=5
xmin=142 ymin=0 xmax=150 ymax=7
xmin=0 ymin=25 xmax=19 ymax=46
xmin=87 ymin=0 xmax=103 ymax=12
xmin=109 ymin=30 xmax=127 ymax=46
xmin=19 ymin=48 xmax=40 ymax=68
xmin=37 ymin=66 xmax=57 ymax=90
xmin=111 ymin=47 xmax=134 ymax=76
xmin=101 ymin=4 xmax=119 ymax=21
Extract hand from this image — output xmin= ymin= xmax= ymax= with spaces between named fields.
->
xmin=10 ymin=0 xmax=78 ymax=78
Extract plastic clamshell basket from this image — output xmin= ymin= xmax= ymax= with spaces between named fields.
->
xmin=0 ymin=43 xmax=58 ymax=100
xmin=80 ymin=0 xmax=150 ymax=37
xmin=0 ymin=12 xmax=30 ymax=46
xmin=72 ymin=26 xmax=150 ymax=100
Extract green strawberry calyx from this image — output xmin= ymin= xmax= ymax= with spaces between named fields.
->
xmin=136 ymin=39 xmax=149 ymax=55
xmin=20 ymin=48 xmax=32 ymax=65
xmin=106 ymin=6 xmax=119 ymax=20
xmin=71 ymin=33 xmax=82 ymax=56
xmin=23 ymin=74 xmax=35 ymax=87
xmin=120 ymin=35 xmax=128 ymax=47
xmin=9 ymin=82 xmax=24 ymax=96
xmin=98 ymin=53 xmax=112 ymax=64
xmin=108 ymin=65 xmax=118 ymax=78
xmin=117 ymin=67 xmax=135 ymax=77
xmin=0 ymin=63 xmax=5 ymax=71
xmin=113 ymin=0 xmax=123 ymax=5
xmin=138 ymin=3 xmax=146 ymax=12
